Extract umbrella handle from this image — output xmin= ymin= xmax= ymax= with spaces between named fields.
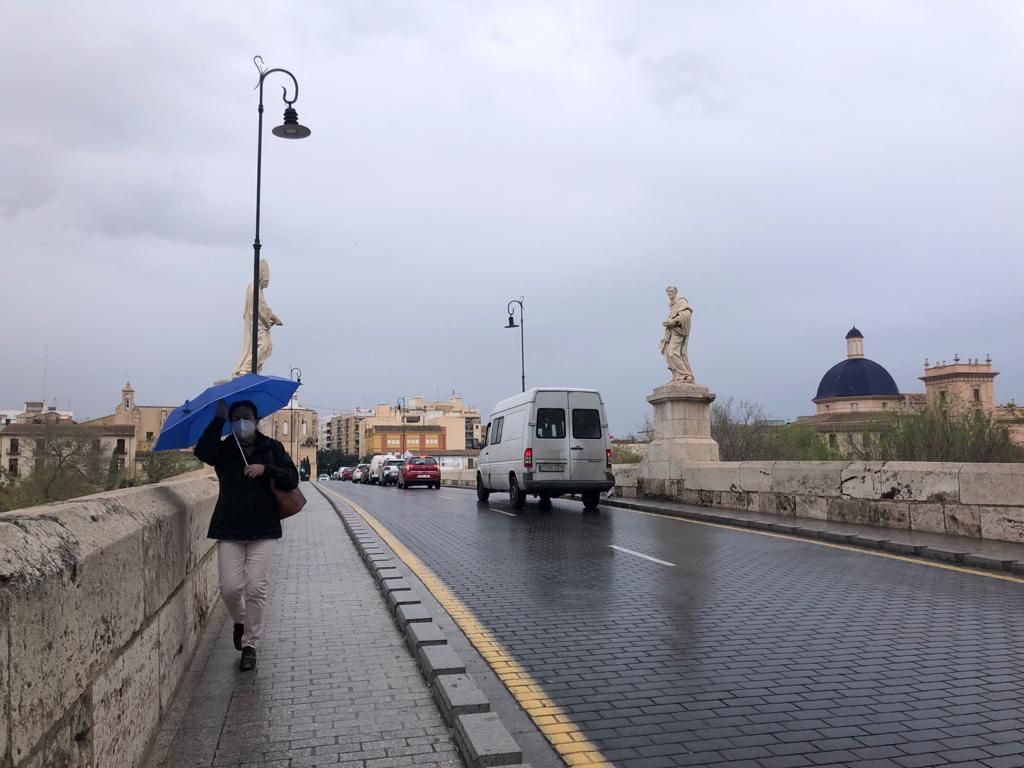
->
xmin=232 ymin=431 xmax=250 ymax=467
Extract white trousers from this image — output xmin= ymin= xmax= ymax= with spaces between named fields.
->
xmin=217 ymin=539 xmax=277 ymax=649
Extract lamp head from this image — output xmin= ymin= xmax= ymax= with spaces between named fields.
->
xmin=506 ymin=315 xmax=518 ymax=329
xmin=272 ymin=106 xmax=311 ymax=139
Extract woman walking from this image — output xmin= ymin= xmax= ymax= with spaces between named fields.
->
xmin=194 ymin=399 xmax=298 ymax=671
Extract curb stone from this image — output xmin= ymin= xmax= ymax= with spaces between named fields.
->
xmin=313 ymin=484 xmax=525 ymax=768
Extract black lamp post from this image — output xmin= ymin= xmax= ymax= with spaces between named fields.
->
xmin=289 ymin=366 xmax=302 ymax=463
xmin=396 ymin=397 xmax=406 ymax=456
xmin=506 ymin=297 xmax=525 ymax=393
xmin=250 ymin=56 xmax=311 ymax=375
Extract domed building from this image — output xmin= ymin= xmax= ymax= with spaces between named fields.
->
xmin=812 ymin=327 xmax=903 ymax=416
xmin=799 ymin=327 xmax=912 ymax=449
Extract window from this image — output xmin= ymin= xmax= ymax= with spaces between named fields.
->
xmin=116 ymin=458 xmax=125 ymax=471
xmin=408 ymin=457 xmax=438 ymax=466
xmin=115 ymin=438 xmax=126 ymax=454
xmin=146 ymin=431 xmax=154 ymax=441
xmin=572 ymin=409 xmax=602 ymax=439
xmin=36 ymin=439 xmax=46 ymax=451
xmin=939 ymin=391 xmax=947 ymax=403
xmin=824 ymin=404 xmax=830 ymax=412
xmin=7 ymin=458 xmax=18 ymax=476
xmin=973 ymin=388 xmax=981 ymax=403
xmin=490 ymin=417 xmax=504 ymax=445
xmin=283 ymin=422 xmax=289 ymax=436
xmin=8 ymin=438 xmax=18 ymax=455
xmin=535 ymin=409 xmax=566 ymax=439
xmin=467 ymin=458 xmax=475 ymax=469
xmin=881 ymin=402 xmax=888 ymax=410
xmin=302 ymin=421 xmax=308 ymax=436
xmin=850 ymin=402 xmax=859 ymax=411
xmin=828 ymin=434 xmax=837 ymax=449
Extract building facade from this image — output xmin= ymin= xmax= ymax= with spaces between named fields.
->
xmin=262 ymin=394 xmax=319 ymax=477
xmin=83 ymin=383 xmax=172 ymax=452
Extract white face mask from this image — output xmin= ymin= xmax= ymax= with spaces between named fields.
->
xmin=232 ymin=418 xmax=256 ymax=440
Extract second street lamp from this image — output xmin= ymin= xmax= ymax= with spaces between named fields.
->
xmin=249 ymin=55 xmax=311 ymax=375
xmin=506 ymin=297 xmax=525 ymax=393
xmin=396 ymin=397 xmax=407 ymax=456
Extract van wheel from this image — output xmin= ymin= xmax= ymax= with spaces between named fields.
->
xmin=509 ymin=475 xmax=526 ymax=510
xmin=582 ymin=491 xmax=600 ymax=510
xmin=476 ymin=474 xmax=490 ymax=502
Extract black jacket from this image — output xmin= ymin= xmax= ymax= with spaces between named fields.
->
xmin=194 ymin=416 xmax=299 ymax=540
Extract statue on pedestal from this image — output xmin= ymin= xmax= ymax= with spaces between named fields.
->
xmin=659 ymin=285 xmax=694 ymax=383
xmin=231 ymin=259 xmax=283 ymax=378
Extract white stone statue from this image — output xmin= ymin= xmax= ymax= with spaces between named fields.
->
xmin=659 ymin=285 xmax=694 ymax=383
xmin=231 ymin=259 xmax=283 ymax=378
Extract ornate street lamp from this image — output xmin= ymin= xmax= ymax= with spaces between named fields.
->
xmin=249 ymin=56 xmax=311 ymax=374
xmin=289 ymin=366 xmax=302 ymax=463
xmin=506 ymin=297 xmax=525 ymax=393
xmin=396 ymin=397 xmax=407 ymax=456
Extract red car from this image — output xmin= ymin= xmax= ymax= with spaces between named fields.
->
xmin=340 ymin=466 xmax=354 ymax=481
xmin=398 ymin=456 xmax=441 ymax=489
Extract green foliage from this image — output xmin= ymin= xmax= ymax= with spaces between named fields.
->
xmin=852 ymin=402 xmax=1024 ymax=463
xmin=139 ymin=451 xmax=203 ymax=483
xmin=711 ymin=398 xmax=839 ymax=461
xmin=299 ymin=456 xmax=311 ymax=479
xmin=316 ymin=450 xmax=358 ymax=475
xmin=610 ymin=444 xmax=644 ymax=464
xmin=0 ymin=429 xmax=106 ymax=511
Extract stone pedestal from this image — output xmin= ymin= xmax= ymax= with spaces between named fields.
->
xmin=639 ymin=382 xmax=719 ymax=483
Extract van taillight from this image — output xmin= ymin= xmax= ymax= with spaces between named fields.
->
xmin=524 ymin=448 xmax=533 ymax=469
xmin=606 ymin=448 xmax=612 ymax=469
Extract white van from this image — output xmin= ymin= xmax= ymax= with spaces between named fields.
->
xmin=477 ymin=388 xmax=614 ymax=510
xmin=367 ymin=454 xmax=394 ymax=485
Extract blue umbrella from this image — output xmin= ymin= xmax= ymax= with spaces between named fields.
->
xmin=154 ymin=373 xmax=300 ymax=452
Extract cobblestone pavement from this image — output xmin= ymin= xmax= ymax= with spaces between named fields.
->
xmin=147 ymin=490 xmax=461 ymax=768
xmin=330 ymin=480 xmax=1024 ymax=768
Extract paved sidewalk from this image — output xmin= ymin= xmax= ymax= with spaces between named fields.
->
xmin=607 ymin=493 xmax=1024 ymax=573
xmin=146 ymin=490 xmax=461 ymax=768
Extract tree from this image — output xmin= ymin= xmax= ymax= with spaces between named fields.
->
xmin=316 ymin=450 xmax=358 ymax=475
xmin=299 ymin=456 xmax=311 ymax=480
xmin=0 ymin=427 xmax=106 ymax=511
xmin=636 ymin=415 xmax=655 ymax=443
xmin=853 ymin=401 xmax=1023 ymax=463
xmin=710 ymin=397 xmax=839 ymax=461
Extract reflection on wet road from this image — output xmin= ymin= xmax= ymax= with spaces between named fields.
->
xmin=326 ymin=481 xmax=1024 ymax=768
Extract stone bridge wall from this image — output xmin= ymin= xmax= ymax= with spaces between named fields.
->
xmin=0 ymin=473 xmax=220 ymax=768
xmin=613 ymin=461 xmax=1024 ymax=543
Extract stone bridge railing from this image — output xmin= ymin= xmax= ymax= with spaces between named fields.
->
xmin=0 ymin=473 xmax=219 ymax=768
xmin=613 ymin=461 xmax=1024 ymax=543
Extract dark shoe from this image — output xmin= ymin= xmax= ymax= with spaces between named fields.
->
xmin=239 ymin=646 xmax=257 ymax=672
xmin=233 ymin=623 xmax=244 ymax=651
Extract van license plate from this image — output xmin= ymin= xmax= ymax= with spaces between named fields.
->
xmin=538 ymin=464 xmax=565 ymax=472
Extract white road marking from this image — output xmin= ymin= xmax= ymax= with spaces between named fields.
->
xmin=608 ymin=545 xmax=676 ymax=567
xmin=489 ymin=508 xmax=517 ymax=517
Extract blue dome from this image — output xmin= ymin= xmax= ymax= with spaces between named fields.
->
xmin=815 ymin=358 xmax=899 ymax=401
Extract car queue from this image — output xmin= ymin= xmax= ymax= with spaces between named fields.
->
xmin=334 ymin=453 xmax=442 ymax=490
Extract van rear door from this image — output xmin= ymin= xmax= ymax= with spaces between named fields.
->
xmin=532 ymin=391 xmax=570 ymax=483
xmin=568 ymin=392 xmax=606 ymax=483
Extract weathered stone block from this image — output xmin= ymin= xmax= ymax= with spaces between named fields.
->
xmin=190 ymin=549 xmax=220 ymax=628
xmin=827 ymin=497 xmax=871 ymax=526
xmin=168 ymin=476 xmax=217 ymax=570
xmin=868 ymin=501 xmax=910 ymax=530
xmin=611 ymin=465 xmax=638 ymax=489
xmin=960 ymin=464 xmax=1024 ymax=506
xmin=738 ymin=462 xmax=773 ymax=493
xmin=157 ymin=587 xmax=191 ymax=713
xmin=774 ymin=494 xmax=796 ymax=516
xmin=682 ymin=463 xmax=739 ymax=493
xmin=5 ymin=507 xmax=145 ymax=761
xmin=979 ymin=506 xmax=1024 ymax=543
xmin=839 ymin=462 xmax=881 ymax=499
xmin=877 ymin=462 xmax=962 ymax=502
xmin=718 ymin=491 xmax=746 ymax=511
xmin=434 ymin=673 xmax=489 ymax=725
xmin=141 ymin=489 xmax=189 ymax=616
xmin=0 ymin=594 xmax=7 ymax=763
xmin=794 ymin=495 xmax=827 ymax=521
xmin=455 ymin=712 xmax=523 ymax=768
xmin=745 ymin=492 xmax=761 ymax=512
xmin=773 ymin=462 xmax=846 ymax=497
xmin=17 ymin=694 xmax=92 ymax=768
xmin=909 ymin=503 xmax=946 ymax=534
xmin=417 ymin=643 xmax=466 ymax=679
xmin=945 ymin=505 xmax=982 ymax=538
xmin=92 ymin=621 xmax=160 ymax=768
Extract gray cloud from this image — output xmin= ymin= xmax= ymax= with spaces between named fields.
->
xmin=1 ymin=1 xmax=1022 ymax=436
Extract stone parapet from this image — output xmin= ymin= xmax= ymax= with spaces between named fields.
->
xmin=622 ymin=459 xmax=1024 ymax=544
xmin=0 ymin=474 xmax=219 ymax=768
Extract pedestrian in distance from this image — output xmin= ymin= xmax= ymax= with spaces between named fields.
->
xmin=194 ymin=398 xmax=299 ymax=671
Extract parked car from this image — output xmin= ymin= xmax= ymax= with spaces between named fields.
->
xmin=352 ymin=464 xmax=369 ymax=483
xmin=360 ymin=462 xmax=374 ymax=484
xmin=398 ymin=456 xmax=441 ymax=489
xmin=340 ymin=466 xmax=354 ymax=481
xmin=367 ymin=454 xmax=392 ymax=485
xmin=317 ymin=473 xmax=329 ymax=482
xmin=476 ymin=388 xmax=613 ymax=511
xmin=379 ymin=458 xmax=404 ymax=486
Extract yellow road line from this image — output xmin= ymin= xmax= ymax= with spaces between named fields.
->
xmin=323 ymin=488 xmax=611 ymax=768
xmin=617 ymin=504 xmax=1024 ymax=584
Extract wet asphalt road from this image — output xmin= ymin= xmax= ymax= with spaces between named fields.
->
xmin=325 ymin=480 xmax=1024 ymax=768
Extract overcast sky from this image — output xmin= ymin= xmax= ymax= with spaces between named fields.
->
xmin=3 ymin=1 xmax=1022 ymax=435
